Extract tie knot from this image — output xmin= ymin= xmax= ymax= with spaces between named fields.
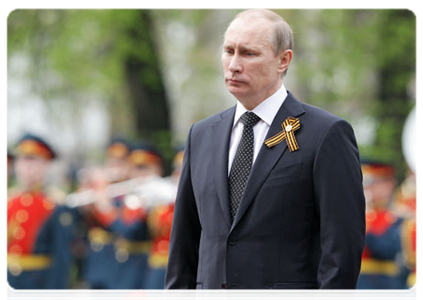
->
xmin=240 ymin=112 xmax=261 ymax=128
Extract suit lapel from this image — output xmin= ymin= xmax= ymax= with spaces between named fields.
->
xmin=212 ymin=107 xmax=236 ymax=230
xmin=230 ymin=92 xmax=305 ymax=232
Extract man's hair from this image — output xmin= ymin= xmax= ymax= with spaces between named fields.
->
xmin=228 ymin=9 xmax=294 ymax=76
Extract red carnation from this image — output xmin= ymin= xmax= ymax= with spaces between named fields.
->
xmin=123 ymin=290 xmax=148 ymax=300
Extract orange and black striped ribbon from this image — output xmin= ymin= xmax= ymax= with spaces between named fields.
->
xmin=264 ymin=117 xmax=300 ymax=151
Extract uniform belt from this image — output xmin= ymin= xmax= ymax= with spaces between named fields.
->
xmin=360 ymin=258 xmax=400 ymax=276
xmin=7 ymin=254 xmax=52 ymax=274
xmin=89 ymin=228 xmax=151 ymax=254
xmin=127 ymin=241 xmax=151 ymax=254
xmin=88 ymin=227 xmax=113 ymax=245
xmin=407 ymin=272 xmax=420 ymax=293
xmin=115 ymin=239 xmax=151 ymax=254
xmin=148 ymin=253 xmax=169 ymax=268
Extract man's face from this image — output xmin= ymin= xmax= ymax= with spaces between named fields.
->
xmin=363 ymin=176 xmax=396 ymax=209
xmin=14 ymin=156 xmax=50 ymax=189
xmin=105 ymin=157 xmax=130 ymax=183
xmin=129 ymin=163 xmax=163 ymax=179
xmin=222 ymin=16 xmax=283 ymax=104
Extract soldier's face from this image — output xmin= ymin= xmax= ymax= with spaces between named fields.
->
xmin=130 ymin=163 xmax=163 ymax=179
xmin=15 ymin=156 xmax=50 ymax=188
xmin=222 ymin=16 xmax=286 ymax=105
xmin=105 ymin=158 xmax=130 ymax=183
xmin=364 ymin=177 xmax=396 ymax=208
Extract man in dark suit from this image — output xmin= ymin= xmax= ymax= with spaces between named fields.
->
xmin=165 ymin=9 xmax=365 ymax=289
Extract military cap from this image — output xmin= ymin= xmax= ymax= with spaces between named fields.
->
xmin=361 ymin=158 xmax=396 ymax=178
xmin=107 ymin=137 xmax=131 ymax=159
xmin=16 ymin=133 xmax=56 ymax=160
xmin=128 ymin=141 xmax=163 ymax=167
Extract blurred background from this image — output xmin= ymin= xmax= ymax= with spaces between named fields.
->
xmin=7 ymin=9 xmax=416 ymax=180
xmin=5 ymin=9 xmax=421 ymax=299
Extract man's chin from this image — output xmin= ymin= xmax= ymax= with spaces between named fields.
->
xmin=227 ymin=86 xmax=249 ymax=98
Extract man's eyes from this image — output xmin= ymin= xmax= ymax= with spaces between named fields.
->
xmin=224 ymin=51 xmax=256 ymax=55
xmin=223 ymin=48 xmax=257 ymax=56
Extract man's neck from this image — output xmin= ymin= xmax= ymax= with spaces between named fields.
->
xmin=236 ymin=81 xmax=283 ymax=110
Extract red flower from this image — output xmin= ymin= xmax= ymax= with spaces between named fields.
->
xmin=123 ymin=290 xmax=148 ymax=300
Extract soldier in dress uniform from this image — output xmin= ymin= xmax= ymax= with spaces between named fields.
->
xmin=82 ymin=137 xmax=133 ymax=289
xmin=144 ymin=148 xmax=183 ymax=289
xmin=111 ymin=141 xmax=164 ymax=289
xmin=83 ymin=139 xmax=162 ymax=289
xmin=7 ymin=133 xmax=76 ymax=289
xmin=356 ymin=160 xmax=409 ymax=289
xmin=393 ymin=170 xmax=416 ymax=288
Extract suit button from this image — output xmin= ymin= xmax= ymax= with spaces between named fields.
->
xmin=221 ymin=283 xmax=226 ymax=289
xmin=228 ymin=240 xmax=236 ymax=246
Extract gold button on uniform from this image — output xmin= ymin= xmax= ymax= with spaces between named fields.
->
xmin=13 ymin=227 xmax=26 ymax=240
xmin=59 ymin=212 xmax=73 ymax=226
xmin=20 ymin=194 xmax=33 ymax=207
xmin=15 ymin=210 xmax=29 ymax=223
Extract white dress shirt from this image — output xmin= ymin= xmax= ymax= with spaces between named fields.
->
xmin=228 ymin=85 xmax=288 ymax=175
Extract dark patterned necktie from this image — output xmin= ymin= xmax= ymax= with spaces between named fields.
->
xmin=228 ymin=111 xmax=261 ymax=222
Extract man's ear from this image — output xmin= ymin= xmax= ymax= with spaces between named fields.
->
xmin=277 ymin=49 xmax=293 ymax=74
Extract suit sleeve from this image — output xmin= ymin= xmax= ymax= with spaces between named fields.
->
xmin=313 ymin=120 xmax=366 ymax=289
xmin=165 ymin=125 xmax=202 ymax=289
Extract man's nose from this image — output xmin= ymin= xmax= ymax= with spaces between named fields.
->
xmin=228 ymin=54 xmax=242 ymax=73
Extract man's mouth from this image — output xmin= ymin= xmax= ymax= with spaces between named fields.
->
xmin=227 ymin=78 xmax=243 ymax=84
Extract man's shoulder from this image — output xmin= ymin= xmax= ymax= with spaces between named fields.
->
xmin=303 ymin=102 xmax=343 ymax=123
xmin=287 ymin=92 xmax=354 ymax=141
xmin=288 ymin=93 xmax=346 ymax=127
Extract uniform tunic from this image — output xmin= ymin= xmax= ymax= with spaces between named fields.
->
xmin=7 ymin=191 xmax=75 ymax=289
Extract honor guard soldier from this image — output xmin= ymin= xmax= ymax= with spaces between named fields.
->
xmin=115 ymin=141 xmax=164 ymax=289
xmin=84 ymin=139 xmax=160 ymax=289
xmin=393 ymin=170 xmax=416 ymax=288
xmin=144 ymin=148 xmax=183 ymax=289
xmin=82 ymin=138 xmax=130 ymax=300
xmin=7 ymin=133 xmax=75 ymax=289
xmin=356 ymin=160 xmax=409 ymax=289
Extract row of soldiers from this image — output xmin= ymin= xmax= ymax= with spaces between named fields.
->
xmin=356 ymin=159 xmax=416 ymax=289
xmin=7 ymin=133 xmax=180 ymax=289
xmin=7 ymin=133 xmax=416 ymax=289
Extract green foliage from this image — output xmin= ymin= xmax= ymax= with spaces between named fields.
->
xmin=286 ymin=9 xmax=415 ymax=182
xmin=8 ymin=9 xmax=164 ymax=103
xmin=8 ymin=9 xmax=415 ymax=181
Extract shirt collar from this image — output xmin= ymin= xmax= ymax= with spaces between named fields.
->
xmin=233 ymin=84 xmax=288 ymax=127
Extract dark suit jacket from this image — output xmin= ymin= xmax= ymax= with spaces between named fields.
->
xmin=165 ymin=92 xmax=365 ymax=289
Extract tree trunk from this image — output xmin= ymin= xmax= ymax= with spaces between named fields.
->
xmin=124 ymin=10 xmax=170 ymax=137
